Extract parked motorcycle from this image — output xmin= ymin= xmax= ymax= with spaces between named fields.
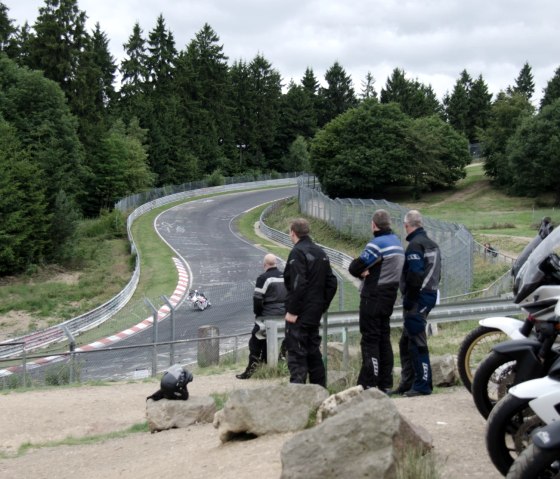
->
xmin=506 ymin=421 xmax=560 ymax=479
xmin=186 ymin=289 xmax=211 ymax=311
xmin=457 ymin=233 xmax=547 ymax=392
xmin=468 ymin=228 xmax=560 ymax=418
xmin=486 ymin=352 xmax=560 ymax=475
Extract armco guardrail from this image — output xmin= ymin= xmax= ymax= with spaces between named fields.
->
xmin=0 ymin=178 xmax=298 ymax=359
xmin=264 ymin=297 xmax=520 ymax=366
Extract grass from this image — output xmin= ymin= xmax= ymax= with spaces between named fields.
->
xmin=0 ymin=422 xmax=150 ymax=459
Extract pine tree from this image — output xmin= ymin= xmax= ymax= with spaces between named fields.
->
xmin=0 ymin=117 xmax=50 ymax=274
xmin=0 ymin=2 xmax=15 ymax=52
xmin=176 ymin=23 xmax=232 ymax=174
xmin=317 ymin=61 xmax=357 ymax=127
xmin=360 ymin=71 xmax=377 ymax=100
xmin=28 ymin=0 xmax=88 ymax=95
xmin=511 ymin=62 xmax=535 ymax=100
xmin=540 ymin=66 xmax=560 ymax=110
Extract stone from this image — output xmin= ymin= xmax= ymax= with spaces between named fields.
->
xmin=280 ymin=388 xmax=433 ymax=479
xmin=431 ymin=354 xmax=457 ymax=387
xmin=213 ymin=383 xmax=328 ymax=443
xmin=146 ymin=396 xmax=216 ymax=432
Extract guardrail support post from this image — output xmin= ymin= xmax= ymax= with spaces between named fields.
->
xmin=145 ymin=298 xmax=159 ymax=377
xmin=161 ymin=295 xmax=175 ymax=365
xmin=266 ymin=321 xmax=279 ymax=367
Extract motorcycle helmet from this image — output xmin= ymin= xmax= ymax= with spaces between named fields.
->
xmin=160 ymin=364 xmax=193 ymax=399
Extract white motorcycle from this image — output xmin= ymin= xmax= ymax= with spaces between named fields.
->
xmin=457 ymin=228 xmax=560 ymax=394
xmin=186 ymin=289 xmax=211 ymax=311
xmin=485 ymin=300 xmax=560 ymax=476
xmin=506 ymin=421 xmax=560 ymax=478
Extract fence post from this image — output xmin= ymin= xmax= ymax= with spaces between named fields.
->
xmin=197 ymin=325 xmax=219 ymax=367
xmin=266 ymin=321 xmax=279 ymax=367
xmin=145 ymin=298 xmax=159 ymax=377
xmin=161 ymin=295 xmax=175 ymax=365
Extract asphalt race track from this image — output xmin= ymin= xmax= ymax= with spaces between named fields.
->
xmin=75 ymin=186 xmax=297 ymax=380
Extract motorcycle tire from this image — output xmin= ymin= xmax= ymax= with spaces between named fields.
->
xmin=506 ymin=443 xmax=560 ymax=479
xmin=471 ymin=350 xmax=517 ymax=419
xmin=486 ymin=393 xmax=542 ymax=476
xmin=457 ymin=326 xmax=507 ymax=392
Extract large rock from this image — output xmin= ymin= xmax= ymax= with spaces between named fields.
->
xmin=280 ymin=388 xmax=432 ymax=479
xmin=213 ymin=384 xmax=328 ymax=443
xmin=431 ymin=354 xmax=457 ymax=387
xmin=146 ymin=396 xmax=216 ymax=432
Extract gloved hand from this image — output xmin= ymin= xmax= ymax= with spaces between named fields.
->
xmin=402 ymin=298 xmax=416 ymax=311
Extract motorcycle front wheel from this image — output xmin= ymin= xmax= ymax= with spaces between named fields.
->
xmin=471 ymin=350 xmax=517 ymax=418
xmin=457 ymin=326 xmax=507 ymax=392
xmin=506 ymin=443 xmax=560 ymax=479
xmin=486 ymin=393 xmax=543 ymax=476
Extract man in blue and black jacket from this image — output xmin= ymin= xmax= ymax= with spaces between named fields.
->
xmin=392 ymin=209 xmax=441 ymax=397
xmin=349 ymin=209 xmax=404 ymax=392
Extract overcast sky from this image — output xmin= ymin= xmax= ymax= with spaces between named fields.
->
xmin=4 ymin=0 xmax=560 ymax=104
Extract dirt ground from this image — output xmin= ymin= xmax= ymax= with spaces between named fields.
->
xmin=0 ymin=373 xmax=502 ymax=479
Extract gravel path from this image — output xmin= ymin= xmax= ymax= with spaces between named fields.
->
xmin=0 ymin=373 xmax=504 ymax=479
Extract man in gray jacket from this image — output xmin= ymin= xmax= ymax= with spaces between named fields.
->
xmin=236 ymin=254 xmax=287 ymax=379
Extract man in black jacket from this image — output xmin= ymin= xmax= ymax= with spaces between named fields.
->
xmin=284 ymin=218 xmax=338 ymax=387
xmin=391 ymin=210 xmax=441 ymax=397
xmin=237 ymin=254 xmax=287 ymax=379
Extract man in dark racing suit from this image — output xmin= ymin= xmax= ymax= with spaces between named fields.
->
xmin=236 ymin=254 xmax=287 ymax=379
xmin=391 ymin=209 xmax=441 ymax=397
xmin=284 ymin=218 xmax=338 ymax=387
xmin=348 ymin=209 xmax=404 ymax=392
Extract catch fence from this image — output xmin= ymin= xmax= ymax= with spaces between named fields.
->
xmin=296 ymin=176 xmax=475 ymax=299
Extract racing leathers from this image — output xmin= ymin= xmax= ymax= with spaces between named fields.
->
xmin=349 ymin=229 xmax=404 ymax=391
xmin=398 ymin=227 xmax=441 ymax=394
xmin=284 ymin=236 xmax=338 ymax=386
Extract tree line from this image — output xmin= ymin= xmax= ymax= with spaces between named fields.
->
xmin=1 ymin=0 xmax=560 ymax=276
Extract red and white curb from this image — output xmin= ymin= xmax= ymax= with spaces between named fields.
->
xmin=0 ymin=258 xmax=189 ymax=378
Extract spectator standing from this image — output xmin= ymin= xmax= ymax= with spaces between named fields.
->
xmin=236 ymin=254 xmax=287 ymax=379
xmin=348 ymin=209 xmax=404 ymax=391
xmin=284 ymin=218 xmax=338 ymax=387
xmin=539 ymin=216 xmax=554 ymax=239
xmin=391 ymin=210 xmax=441 ymax=397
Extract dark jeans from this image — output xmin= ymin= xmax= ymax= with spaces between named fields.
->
xmin=285 ymin=321 xmax=325 ymax=387
xmin=243 ymin=323 xmax=266 ymax=372
xmin=357 ymin=297 xmax=394 ymax=391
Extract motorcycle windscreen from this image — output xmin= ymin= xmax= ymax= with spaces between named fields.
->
xmin=512 ymin=234 xmax=542 ymax=278
xmin=514 ymin=227 xmax=560 ymax=303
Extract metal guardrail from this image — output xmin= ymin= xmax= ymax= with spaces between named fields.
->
xmin=0 ymin=178 xmax=298 ymax=359
xmin=264 ymin=297 xmax=520 ymax=366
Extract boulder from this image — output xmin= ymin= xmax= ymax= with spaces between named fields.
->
xmin=280 ymin=388 xmax=432 ymax=479
xmin=213 ymin=383 xmax=328 ymax=443
xmin=146 ymin=396 xmax=216 ymax=432
xmin=431 ymin=354 xmax=457 ymax=387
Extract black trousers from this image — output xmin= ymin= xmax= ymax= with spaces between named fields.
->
xmin=246 ymin=322 xmax=267 ymax=367
xmin=285 ymin=321 xmax=325 ymax=387
xmin=357 ymin=297 xmax=394 ymax=391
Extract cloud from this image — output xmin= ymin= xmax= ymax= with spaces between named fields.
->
xmin=5 ymin=0 xmax=560 ymax=103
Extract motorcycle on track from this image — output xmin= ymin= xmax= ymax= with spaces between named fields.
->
xmin=186 ymin=289 xmax=211 ymax=311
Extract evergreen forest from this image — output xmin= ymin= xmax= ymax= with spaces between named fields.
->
xmin=1 ymin=0 xmax=560 ymax=276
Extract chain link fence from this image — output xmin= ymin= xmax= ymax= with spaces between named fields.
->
xmin=296 ymin=175 xmax=474 ymax=299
